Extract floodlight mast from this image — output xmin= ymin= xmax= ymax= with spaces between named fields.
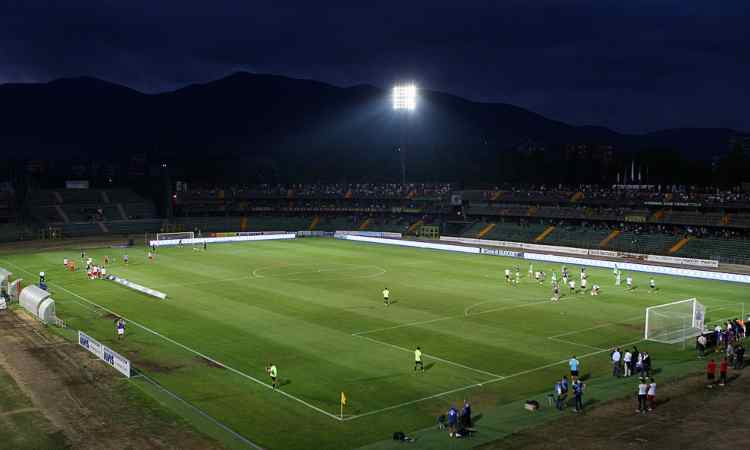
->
xmin=392 ymin=84 xmax=417 ymax=185
xmin=392 ymin=84 xmax=417 ymax=111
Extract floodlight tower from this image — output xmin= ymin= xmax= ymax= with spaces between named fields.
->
xmin=392 ymin=84 xmax=417 ymax=185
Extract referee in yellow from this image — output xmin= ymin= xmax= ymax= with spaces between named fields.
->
xmin=414 ymin=346 xmax=424 ymax=372
xmin=267 ymin=363 xmax=279 ymax=390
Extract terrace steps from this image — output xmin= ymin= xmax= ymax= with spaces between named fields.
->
xmin=97 ymin=222 xmax=109 ymax=233
xmin=534 ymin=225 xmax=556 ymax=242
xmin=116 ymin=203 xmax=128 ymax=220
xmin=309 ymin=215 xmax=320 ymax=231
xmin=407 ymin=220 xmax=424 ymax=235
xmin=600 ymin=229 xmax=621 ymax=247
xmin=54 ymin=205 xmax=69 ymax=223
xmin=100 ymin=191 xmax=110 ymax=204
xmin=476 ymin=223 xmax=496 ymax=239
xmin=669 ymin=237 xmax=691 ymax=254
xmin=570 ymin=191 xmax=584 ymax=203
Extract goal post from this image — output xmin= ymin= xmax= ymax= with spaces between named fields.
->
xmin=644 ymin=298 xmax=705 ymax=344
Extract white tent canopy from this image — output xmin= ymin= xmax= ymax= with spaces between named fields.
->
xmin=19 ymin=285 xmax=56 ymax=323
xmin=0 ymin=267 xmax=11 ymax=285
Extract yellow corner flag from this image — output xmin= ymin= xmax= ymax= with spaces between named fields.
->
xmin=340 ymin=392 xmax=347 ymax=419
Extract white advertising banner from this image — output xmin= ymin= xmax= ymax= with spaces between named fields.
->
xmin=524 ymin=253 xmax=750 ymax=284
xmin=646 ymin=254 xmax=719 ymax=268
xmin=150 ymin=233 xmax=296 ymax=247
xmin=108 ymin=276 xmax=167 ymax=300
xmin=335 ymin=231 xmax=403 ymax=239
xmin=342 ymin=235 xmax=480 ymax=254
xmin=440 ymin=236 xmax=589 ymax=255
xmin=441 ymin=235 xmax=719 ymax=268
xmin=479 ymin=247 xmax=523 ymax=258
xmin=78 ymin=331 xmax=131 ymax=378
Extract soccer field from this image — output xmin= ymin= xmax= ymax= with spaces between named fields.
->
xmin=2 ymin=238 xmax=748 ymax=449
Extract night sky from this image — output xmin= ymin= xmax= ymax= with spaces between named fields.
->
xmin=2 ymin=0 xmax=748 ymax=133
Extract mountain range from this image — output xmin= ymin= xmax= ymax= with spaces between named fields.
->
xmin=0 ymin=72 xmax=745 ymax=183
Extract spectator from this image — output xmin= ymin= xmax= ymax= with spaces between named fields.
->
xmin=635 ymin=352 xmax=644 ymax=377
xmin=637 ymin=378 xmax=648 ymax=414
xmin=568 ymin=355 xmax=580 ymax=382
xmin=623 ymin=349 xmax=633 ymax=377
xmin=697 ymin=334 xmax=707 ymax=358
xmin=611 ymin=347 xmax=622 ymax=377
xmin=447 ymin=406 xmax=458 ymax=437
xmin=706 ymin=358 xmax=717 ymax=388
xmin=647 ymin=378 xmax=656 ymax=411
xmin=719 ymin=357 xmax=728 ymax=386
xmin=734 ymin=343 xmax=745 ymax=369
xmin=642 ymin=352 xmax=652 ymax=377
xmin=572 ymin=380 xmax=585 ymax=413
xmin=460 ymin=400 xmax=472 ymax=428
xmin=554 ymin=378 xmax=566 ymax=410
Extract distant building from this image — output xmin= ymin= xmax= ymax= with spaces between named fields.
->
xmin=564 ymin=143 xmax=614 ymax=165
xmin=515 ymin=140 xmax=547 ymax=155
xmin=729 ymin=135 xmax=750 ymax=154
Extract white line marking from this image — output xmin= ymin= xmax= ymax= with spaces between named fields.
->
xmin=253 ymin=263 xmax=386 ymax=281
xmin=153 ymin=275 xmax=251 ymax=289
xmin=2 ymin=260 xmax=343 ymax=422
xmin=353 ymin=334 xmax=504 ymax=379
xmin=352 ymin=294 xmax=589 ymax=336
xmin=548 ymin=315 xmax=643 ymax=339
xmin=547 ymin=337 xmax=606 ymax=351
xmin=342 ymin=378 xmax=502 ymax=421
xmin=343 ymin=337 xmax=645 ymax=421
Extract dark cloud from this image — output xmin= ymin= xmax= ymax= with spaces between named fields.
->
xmin=1 ymin=0 xmax=748 ymax=132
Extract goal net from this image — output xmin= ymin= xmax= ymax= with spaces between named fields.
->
xmin=644 ymin=298 xmax=705 ymax=344
xmin=156 ymin=232 xmax=194 ymax=241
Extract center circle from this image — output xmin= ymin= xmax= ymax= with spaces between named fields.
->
xmin=253 ymin=263 xmax=386 ymax=281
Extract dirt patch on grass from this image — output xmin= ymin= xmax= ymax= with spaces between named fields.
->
xmin=136 ymin=359 xmax=185 ymax=374
xmin=0 ymin=309 xmax=222 ymax=450
xmin=478 ymin=365 xmax=750 ymax=450
xmin=102 ymin=313 xmax=119 ymax=321
xmin=195 ymin=356 xmax=227 ymax=370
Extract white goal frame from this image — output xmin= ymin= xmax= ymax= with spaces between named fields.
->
xmin=644 ymin=297 xmax=704 ymax=344
xmin=156 ymin=232 xmax=194 ymax=241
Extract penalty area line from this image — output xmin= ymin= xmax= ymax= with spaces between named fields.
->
xmin=343 ymin=337 xmax=645 ymax=421
xmin=547 ymin=337 xmax=606 ymax=351
xmin=353 ymin=334 xmax=505 ymax=379
xmin=548 ymin=314 xmax=643 ymax=339
xmin=352 ymin=293 xmax=591 ymax=337
xmin=1 ymin=260 xmax=344 ymax=422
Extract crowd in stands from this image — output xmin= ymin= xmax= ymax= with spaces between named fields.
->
xmin=477 ymin=184 xmax=750 ymax=206
xmin=182 ymin=183 xmax=453 ymax=200
xmin=501 ymin=217 xmax=750 ymax=241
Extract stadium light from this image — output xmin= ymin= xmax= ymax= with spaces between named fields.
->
xmin=392 ymin=84 xmax=417 ymax=110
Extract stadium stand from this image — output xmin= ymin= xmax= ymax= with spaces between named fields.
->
xmin=8 ymin=183 xmax=750 ymax=265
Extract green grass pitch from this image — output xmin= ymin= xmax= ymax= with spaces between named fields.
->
xmin=2 ymin=238 xmax=747 ymax=449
